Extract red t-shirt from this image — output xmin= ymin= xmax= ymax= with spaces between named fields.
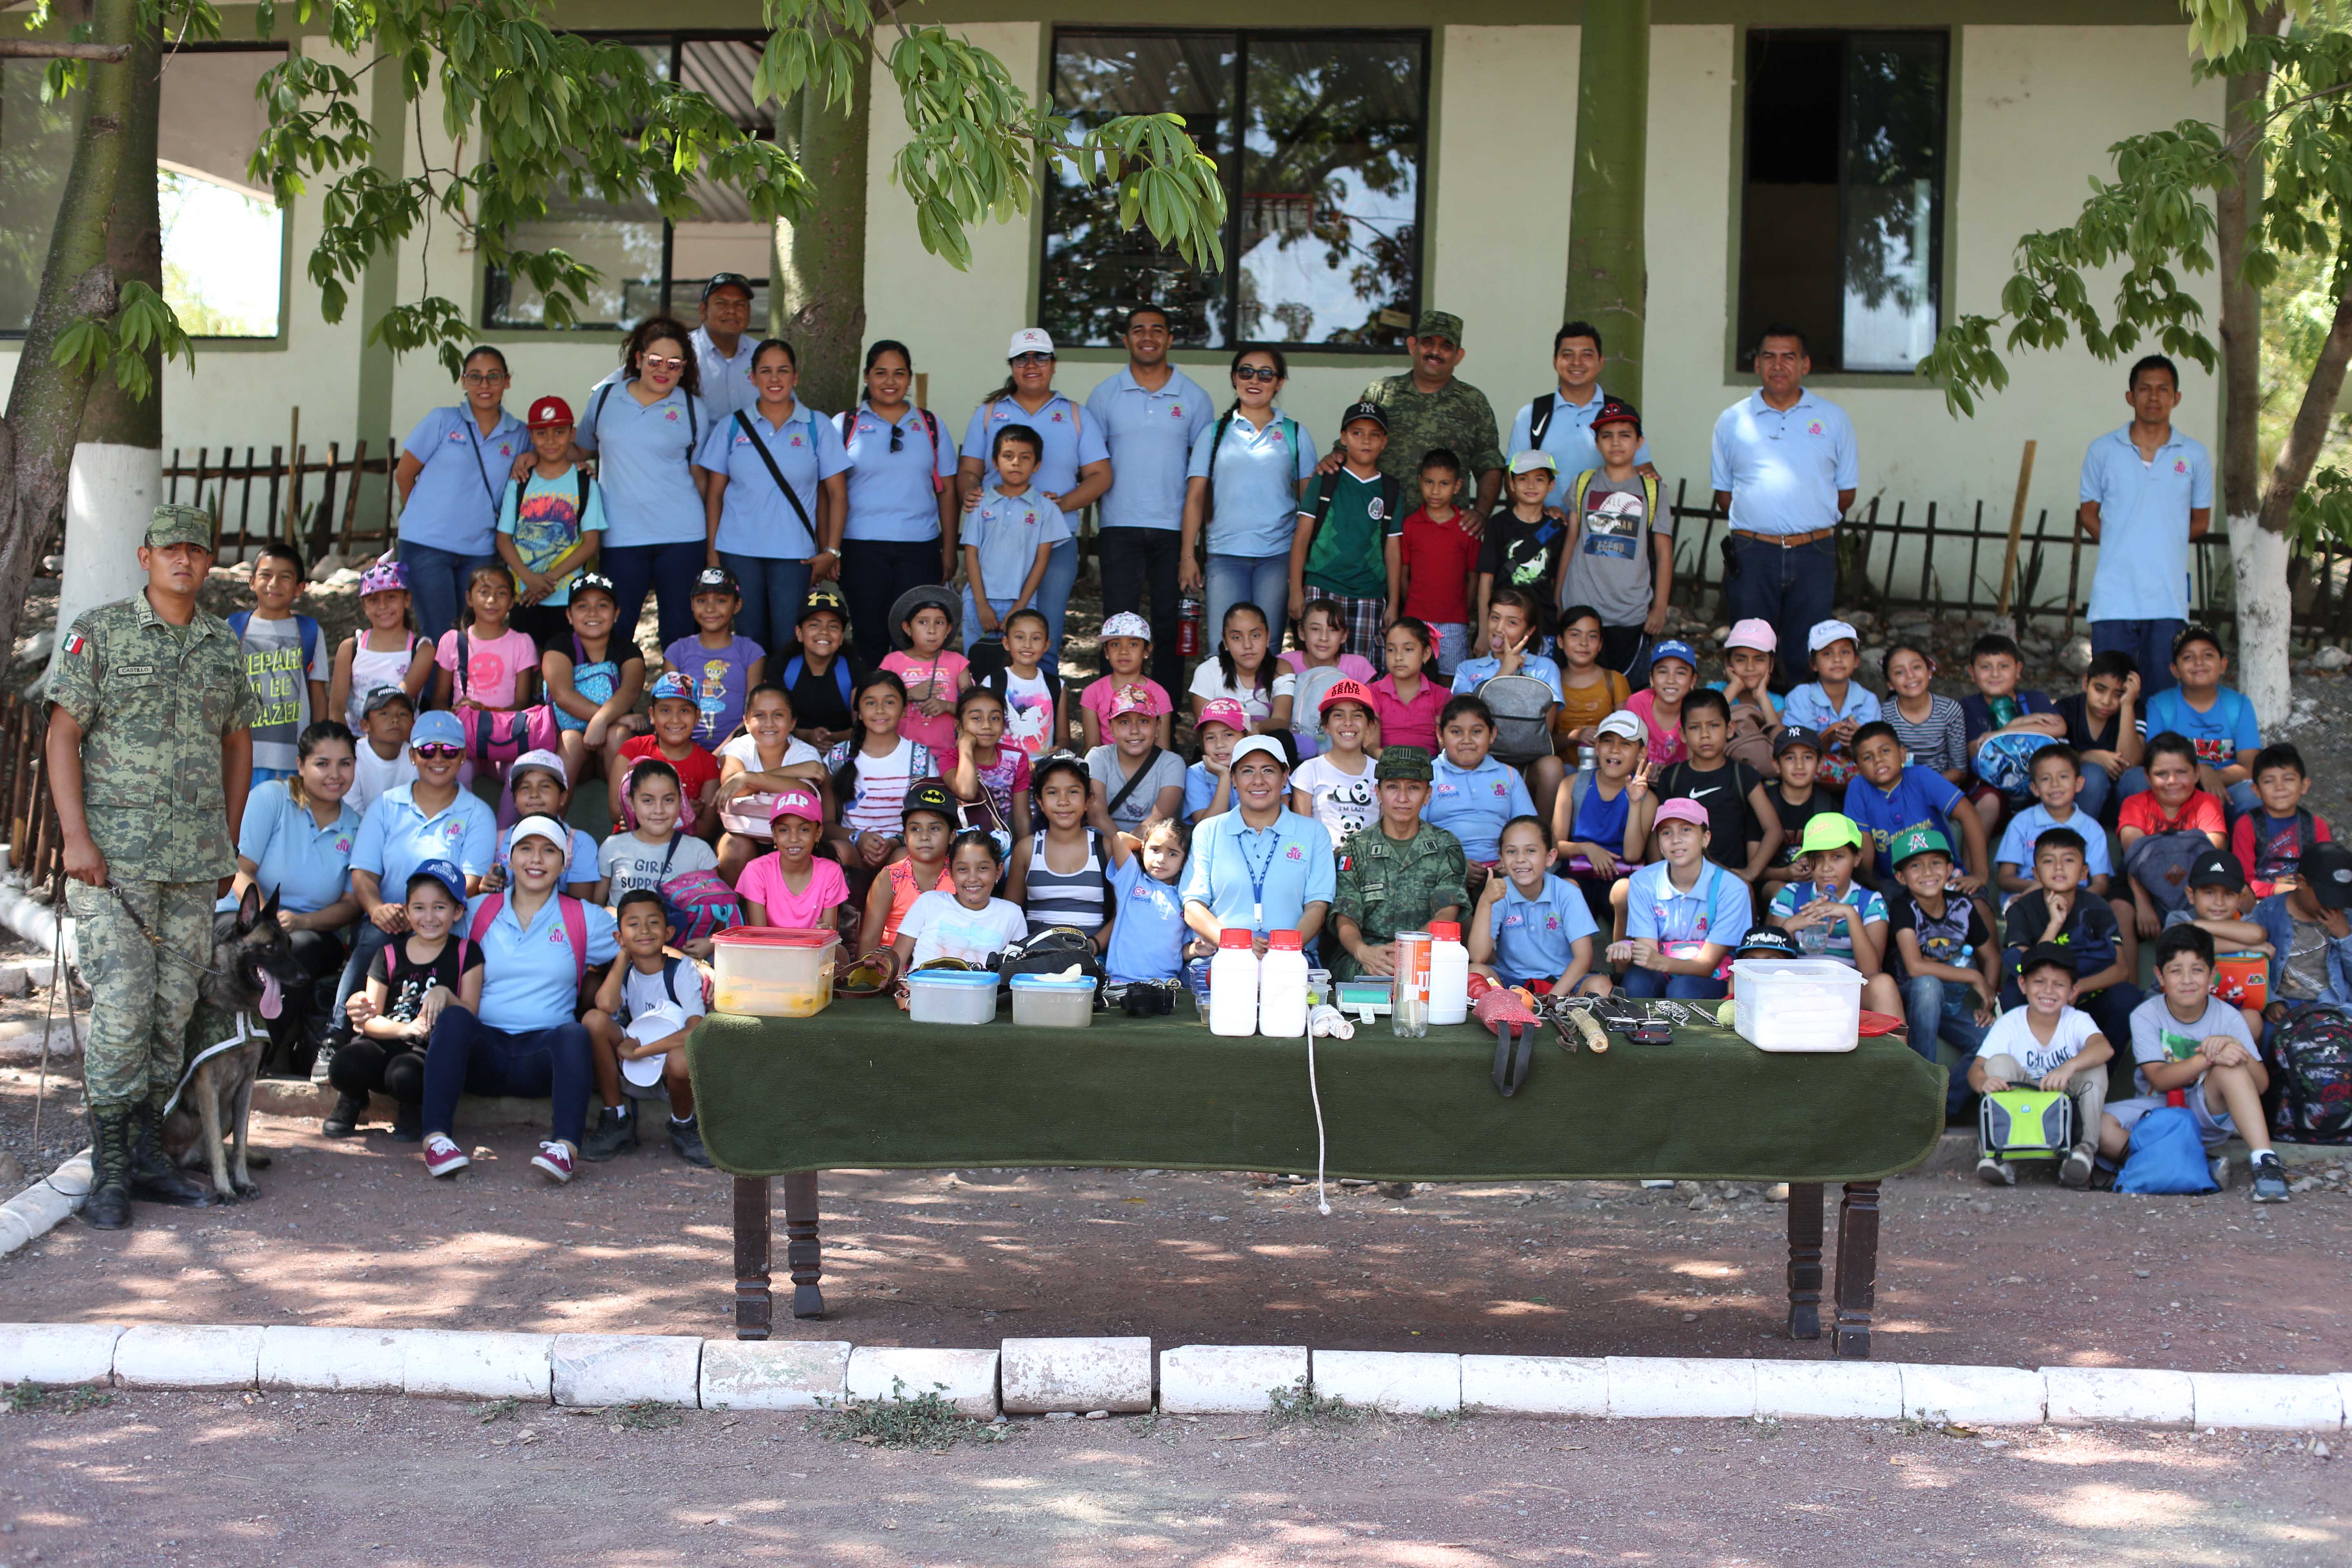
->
xmin=2118 ymin=788 xmax=2225 ymax=839
xmin=619 ymin=734 xmax=722 ymax=806
xmin=1397 ymin=507 xmax=1480 ymax=624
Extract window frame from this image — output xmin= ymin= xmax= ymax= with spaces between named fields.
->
xmin=1038 ymin=24 xmax=1434 ymax=356
xmin=1729 ymin=25 xmax=1955 ymax=383
xmin=477 ymin=28 xmax=775 ymax=335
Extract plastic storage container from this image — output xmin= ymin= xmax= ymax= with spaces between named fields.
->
xmin=710 ymin=927 xmax=840 ymax=1017
xmin=1393 ymin=931 xmax=1432 ymax=1038
xmin=905 ymin=969 xmax=1001 ymax=1026
xmin=1208 ymin=929 xmax=1260 ymax=1037
xmin=1257 ymin=929 xmax=1309 ymax=1038
xmin=1426 ymin=920 xmax=1470 ymax=1027
xmin=1731 ymin=958 xmax=1866 ymax=1052
xmin=1010 ymin=973 xmax=1097 ymax=1028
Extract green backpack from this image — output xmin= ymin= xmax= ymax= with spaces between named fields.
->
xmin=1978 ymin=1089 xmax=2072 ymax=1163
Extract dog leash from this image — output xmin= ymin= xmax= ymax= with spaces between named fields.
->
xmin=106 ymin=883 xmax=229 ymax=977
xmin=31 ymin=898 xmax=90 ymax=1200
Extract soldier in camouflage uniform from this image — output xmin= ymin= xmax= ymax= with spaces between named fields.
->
xmin=50 ymin=505 xmax=256 ymax=1228
xmin=1352 ymin=310 xmax=1507 ymax=515
xmin=1328 ymin=747 xmax=1468 ymax=983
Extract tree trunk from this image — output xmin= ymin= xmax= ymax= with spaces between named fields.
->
xmin=1562 ymin=0 xmax=1649 ymax=404
xmin=773 ymin=62 xmax=869 ymax=416
xmin=2217 ymin=5 xmax=2283 ymax=723
xmin=57 ymin=16 xmax=163 ymax=681
xmin=0 ymin=0 xmax=135 ymax=675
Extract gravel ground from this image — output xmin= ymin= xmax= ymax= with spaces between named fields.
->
xmin=0 ymin=1390 xmax=2342 ymax=1567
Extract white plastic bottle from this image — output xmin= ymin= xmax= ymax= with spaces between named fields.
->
xmin=1258 ymin=929 xmax=1310 ymax=1038
xmin=1208 ymin=928 xmax=1262 ymax=1037
xmin=1427 ymin=920 xmax=1470 ymax=1027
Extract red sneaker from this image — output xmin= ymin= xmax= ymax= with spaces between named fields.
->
xmin=422 ymin=1134 xmax=470 ymax=1178
xmin=530 ymin=1140 xmax=576 ymax=1184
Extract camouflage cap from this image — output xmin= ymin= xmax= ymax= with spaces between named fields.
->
xmin=1412 ymin=310 xmax=1463 ymax=344
xmin=1374 ymin=745 xmax=1434 ymax=783
xmin=143 ymin=505 xmax=214 ymax=551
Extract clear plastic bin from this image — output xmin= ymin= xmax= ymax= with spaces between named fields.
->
xmin=1010 ymin=973 xmax=1096 ymax=1028
xmin=1731 ymin=958 xmax=1865 ymax=1052
xmin=906 ymin=969 xmax=1000 ymax=1025
xmin=710 ymin=927 xmax=839 ymax=1018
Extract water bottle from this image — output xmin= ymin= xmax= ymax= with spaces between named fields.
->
xmin=1208 ymin=929 xmax=1261 ymax=1037
xmin=1796 ymin=920 xmax=1830 ymax=958
xmin=1393 ymin=931 xmax=1432 ymax=1038
xmin=1426 ymin=920 xmax=1470 ymax=1027
xmin=1258 ymin=930 xmax=1310 ymax=1037
xmin=1178 ymin=592 xmax=1205 ymax=657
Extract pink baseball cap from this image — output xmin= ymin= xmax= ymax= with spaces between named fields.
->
xmin=1653 ymin=798 xmax=1712 ymax=832
xmin=768 ymin=786 xmax=822 ymax=825
xmin=1196 ymin=699 xmax=1250 ymax=734
xmin=1108 ymin=682 xmax=1158 ymax=720
xmin=1724 ymin=618 xmax=1777 ymax=653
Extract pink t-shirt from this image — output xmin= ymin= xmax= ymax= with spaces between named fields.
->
xmin=1080 ymin=675 xmax=1173 ymax=729
xmin=1624 ymin=689 xmax=1687 ymax=768
xmin=1370 ymin=674 xmax=1447 ymax=754
xmin=881 ymin=649 xmax=970 ymax=758
xmin=436 ymin=627 xmax=541 ymax=710
xmin=736 ymin=852 xmax=851 ymax=928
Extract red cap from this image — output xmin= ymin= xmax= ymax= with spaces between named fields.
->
xmin=1317 ymin=677 xmax=1376 ymax=718
xmin=527 ymin=395 xmax=575 ymax=430
xmin=1429 ymin=921 xmax=1461 ymax=942
xmin=1218 ymin=928 xmax=1254 ymax=949
xmin=1267 ymin=930 xmax=1303 ymax=951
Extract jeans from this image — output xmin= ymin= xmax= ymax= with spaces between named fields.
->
xmin=1722 ymin=533 xmax=1839 ymax=689
xmin=1622 ymin=966 xmax=1727 ymax=1001
xmin=331 ymin=922 xmax=396 ymax=1035
xmin=603 ymin=539 xmax=706 ymax=653
xmin=2090 ymin=617 xmax=2187 ymax=697
xmin=401 ymin=541 xmax=501 ymax=649
xmin=962 ymin=589 xmax=1020 ymax=655
xmin=1205 ymin=553 xmax=1292 ymax=656
xmin=2077 ymin=762 xmax=2118 ymax=822
xmin=1097 ymin=526 xmax=1185 ymax=694
xmin=1037 ymin=536 xmax=1080 ymax=678
xmin=421 ymin=1005 xmax=594 ymax=1147
xmin=840 ymin=537 xmax=944 ymax=669
xmin=719 ymin=551 xmax=811 ymax=666
xmin=1901 ymin=974 xmax=1989 ymax=1114
xmin=1597 ymin=624 xmax=1653 ymax=679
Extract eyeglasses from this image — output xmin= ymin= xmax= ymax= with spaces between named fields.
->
xmin=460 ymin=370 xmax=508 ymax=385
xmin=641 ymin=355 xmax=685 ymax=373
xmin=1234 ymin=365 xmax=1280 ymax=383
xmin=413 ymin=743 xmax=465 ymax=760
xmin=1011 ymin=352 xmax=1054 ymax=367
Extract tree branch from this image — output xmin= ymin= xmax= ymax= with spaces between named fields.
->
xmin=2259 ymin=261 xmax=2352 ymax=536
xmin=0 ymin=40 xmax=131 ymax=61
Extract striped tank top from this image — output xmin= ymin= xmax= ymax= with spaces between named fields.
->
xmin=1022 ymin=828 xmax=1109 ymax=937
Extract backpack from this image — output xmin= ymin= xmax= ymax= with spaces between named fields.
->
xmin=1477 ymin=673 xmax=1557 ymax=767
xmin=1971 ymin=731 xmax=2058 ymax=795
xmin=1978 ymin=1088 xmax=2072 ymax=1164
xmin=784 ymin=654 xmax=854 ymax=715
xmin=2123 ymin=830 xmax=2210 ymax=920
xmin=1297 ymin=465 xmax=1403 ymax=595
xmin=227 ymin=611 xmax=323 ymax=679
xmin=841 ymin=406 xmax=947 ymax=494
xmin=468 ymin=892 xmax=591 ymax=991
xmin=650 ymin=829 xmax=742 ymax=947
xmin=991 ymin=925 xmax=1105 ymax=993
xmin=2263 ymin=1003 xmax=2352 ymax=1144
xmin=451 ymin=627 xmax=561 ymax=770
xmin=2114 ymin=1105 xmax=2220 ymax=1194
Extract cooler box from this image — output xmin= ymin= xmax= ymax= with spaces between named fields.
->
xmin=1730 ymin=958 xmax=1864 ymax=1052
xmin=711 ymin=927 xmax=840 ymax=1018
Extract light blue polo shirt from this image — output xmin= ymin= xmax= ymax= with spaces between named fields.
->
xmin=1506 ymin=387 xmax=1653 ymax=510
xmin=396 ymin=404 xmax=528 ymax=555
xmin=1105 ymin=851 xmax=1189 ymax=983
xmin=1708 ymin=390 xmax=1859 ymax=536
xmin=2079 ymin=423 xmax=2213 ymax=623
xmin=1625 ymin=859 xmax=1753 ymax=952
xmin=575 ymin=381 xmax=710 ymax=548
xmin=960 ymin=392 xmax=1110 ymax=537
xmin=1180 ymin=808 xmax=1336 ymax=937
xmin=1084 ymin=365 xmax=1215 ymax=531
xmin=1996 ymin=804 xmax=2115 ymax=878
xmin=231 ymin=780 xmax=361 ymax=914
xmin=1488 ymin=871 xmax=1599 ymax=985
xmin=1425 ymin=754 xmax=1536 ymax=863
xmin=693 ymin=401 xmax=850 ymax=559
xmin=1185 ymin=411 xmax=1317 ymax=559
xmin=590 ymin=325 xmax=759 ymax=421
xmin=465 ymin=892 xmax=618 ymax=1033
xmin=966 ymin=486 xmax=1071 ymax=603
xmin=841 ymin=403 xmax=957 ymax=543
xmin=351 ymin=782 xmax=497 ymax=898
xmin=1781 ymin=680 xmax=1880 ymax=732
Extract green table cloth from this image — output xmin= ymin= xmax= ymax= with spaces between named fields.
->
xmin=690 ymin=1002 xmax=1946 ymax=1183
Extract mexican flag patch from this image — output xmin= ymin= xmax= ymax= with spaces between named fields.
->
xmin=63 ymin=631 xmax=86 ymax=656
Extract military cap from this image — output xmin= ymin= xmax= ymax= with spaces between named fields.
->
xmin=1374 ymin=745 xmax=1434 ymax=783
xmin=143 ymin=505 xmax=214 ymax=551
xmin=1412 ymin=310 xmax=1464 ymax=344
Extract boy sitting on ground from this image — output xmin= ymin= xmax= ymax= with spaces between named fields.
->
xmin=2231 ymin=742 xmax=2332 ymax=902
xmin=2109 ymin=924 xmax=2292 ymax=1202
xmin=1968 ymin=941 xmax=2114 ymax=1189
xmin=1993 ymin=744 xmax=2115 ymax=900
xmin=1884 ymin=827 xmax=1998 ymax=1109
xmin=2001 ymin=826 xmax=2143 ymax=1051
xmin=583 ymin=889 xmax=713 ymax=1168
xmin=2165 ymin=847 xmax=2272 ymax=1039
xmin=1766 ymin=812 xmax=1902 ymax=1018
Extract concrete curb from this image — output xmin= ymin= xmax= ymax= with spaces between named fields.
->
xmin=0 ymin=1148 xmax=91 ymax=1260
xmin=0 ymin=1323 xmax=2343 ymax=1431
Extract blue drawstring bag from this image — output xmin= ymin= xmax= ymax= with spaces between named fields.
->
xmin=2115 ymin=1105 xmax=2219 ymax=1194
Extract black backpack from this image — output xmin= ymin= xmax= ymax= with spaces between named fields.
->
xmin=991 ymin=927 xmax=1106 ymax=996
xmin=2264 ymin=1005 xmax=2352 ymax=1145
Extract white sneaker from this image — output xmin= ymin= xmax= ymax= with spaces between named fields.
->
xmin=531 ymin=1140 xmax=577 ymax=1184
xmin=422 ymin=1133 xmax=470 ymax=1178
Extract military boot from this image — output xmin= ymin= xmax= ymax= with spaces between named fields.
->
xmin=83 ymin=1104 xmax=135 ymax=1230
xmin=129 ymin=1102 xmax=217 ymax=1207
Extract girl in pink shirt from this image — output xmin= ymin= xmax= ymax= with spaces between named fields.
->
xmin=879 ymin=592 xmax=970 ymax=759
xmin=1370 ymin=617 xmax=1448 ymax=754
xmin=736 ymin=786 xmax=850 ymax=929
xmin=435 ymin=565 xmax=542 ymax=711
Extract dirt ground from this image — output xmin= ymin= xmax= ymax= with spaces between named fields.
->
xmin=1 ymin=1390 xmax=2342 ymax=1568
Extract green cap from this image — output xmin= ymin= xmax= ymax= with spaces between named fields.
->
xmin=1412 ymin=309 xmax=1463 ymax=344
xmin=1797 ymin=812 xmax=1865 ymax=855
xmin=1888 ymin=825 xmax=1952 ymax=868
xmin=1374 ymin=745 xmax=1434 ymax=783
xmin=143 ymin=505 xmax=214 ymax=551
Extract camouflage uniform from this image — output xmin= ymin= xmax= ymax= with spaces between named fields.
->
xmin=1355 ymin=311 xmax=1506 ymax=494
xmin=1328 ymin=747 xmax=1468 ymax=982
xmin=52 ymin=509 xmax=256 ymax=1114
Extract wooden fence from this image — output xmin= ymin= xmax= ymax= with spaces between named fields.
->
xmin=0 ymin=696 xmax=64 ymax=895
xmin=160 ymin=439 xmax=403 ymax=561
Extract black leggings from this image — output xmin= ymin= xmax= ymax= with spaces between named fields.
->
xmin=328 ymin=1037 xmax=426 ymax=1106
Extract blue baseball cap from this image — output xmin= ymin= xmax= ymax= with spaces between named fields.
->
xmin=1650 ymin=639 xmax=1698 ymax=670
xmin=411 ymin=709 xmax=465 ymax=748
xmin=405 ymin=858 xmax=467 ymax=906
xmin=648 ymin=671 xmax=698 ymax=704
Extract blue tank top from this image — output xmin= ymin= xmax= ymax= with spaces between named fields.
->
xmin=1571 ymin=776 xmax=1632 ymax=857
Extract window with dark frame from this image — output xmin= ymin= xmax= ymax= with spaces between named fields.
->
xmin=1738 ymin=29 xmax=1947 ymax=374
xmin=482 ymin=33 xmax=774 ymax=332
xmin=1042 ymin=28 xmax=1428 ymax=353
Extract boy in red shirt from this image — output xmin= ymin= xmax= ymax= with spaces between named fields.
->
xmin=1395 ymin=447 xmax=1479 ymax=682
xmin=619 ymin=671 xmax=722 ymax=838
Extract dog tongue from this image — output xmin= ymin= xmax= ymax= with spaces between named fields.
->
xmin=258 ymin=972 xmax=284 ymax=1021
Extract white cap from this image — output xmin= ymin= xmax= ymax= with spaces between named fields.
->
xmin=508 ymin=748 xmax=568 ymax=786
xmin=1229 ymin=735 xmax=1290 ymax=771
xmin=1594 ymin=710 xmax=1648 ymax=744
xmin=507 ymin=814 xmax=571 ymax=865
xmin=1008 ymin=327 xmax=1055 ymax=358
xmin=1806 ymin=619 xmax=1860 ymax=653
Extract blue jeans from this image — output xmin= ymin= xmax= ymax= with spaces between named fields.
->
xmin=840 ymin=537 xmax=944 ymax=669
xmin=422 ymin=1005 xmax=594 ymax=1147
xmin=962 ymin=589 xmax=1020 ymax=654
xmin=2077 ymin=761 xmax=2118 ymax=822
xmin=1902 ymin=974 xmax=1989 ymax=1114
xmin=1036 ymin=536 xmax=1080 ymax=678
xmin=1205 ymin=553 xmax=1292 ymax=657
xmin=2091 ymin=617 xmax=2187 ymax=697
xmin=1722 ymin=533 xmax=1839 ymax=689
xmin=603 ymin=539 xmax=706 ymax=653
xmin=1622 ymin=966 xmax=1727 ymax=1001
xmin=400 ymin=541 xmax=499 ymax=649
xmin=719 ymin=551 xmax=811 ymax=664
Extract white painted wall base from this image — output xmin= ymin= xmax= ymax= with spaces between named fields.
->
xmin=50 ymin=443 xmax=160 ymax=693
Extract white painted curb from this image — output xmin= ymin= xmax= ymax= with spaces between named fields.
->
xmin=700 ymin=1340 xmax=851 ymax=1412
xmin=1159 ymin=1344 xmax=1310 ymax=1415
xmin=0 ymin=1150 xmax=91 ymax=1259
xmin=113 ymin=1324 xmax=263 ymax=1390
xmin=1893 ymin=1361 xmax=2048 ymax=1426
xmin=2190 ymin=1371 xmax=2346 ymax=1432
xmin=0 ymin=1322 xmax=123 ymax=1386
xmin=399 ymin=1330 xmax=553 ymax=1402
xmin=553 ymin=1334 xmax=702 ymax=1408
xmin=1463 ymin=1354 xmax=1608 ymax=1417
xmin=259 ymin=1326 xmax=405 ymax=1394
xmin=1312 ymin=1350 xmax=1461 ymax=1414
xmin=1000 ymin=1336 xmax=1152 ymax=1414
xmin=1607 ymin=1356 xmax=1758 ymax=1419
xmin=2044 ymin=1365 xmax=2196 ymax=1428
xmin=845 ymin=1346 xmax=999 ymax=1419
xmin=1755 ymin=1360 xmax=1904 ymax=1421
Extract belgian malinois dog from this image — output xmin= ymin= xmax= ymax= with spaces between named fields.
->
xmin=160 ymin=884 xmax=307 ymax=1201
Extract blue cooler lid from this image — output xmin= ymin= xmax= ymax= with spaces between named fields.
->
xmin=908 ymin=969 xmax=998 ymax=988
xmin=1010 ymin=973 xmax=1096 ymax=990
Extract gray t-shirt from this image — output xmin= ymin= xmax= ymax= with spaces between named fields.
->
xmin=239 ymin=615 xmax=329 ymax=774
xmin=1085 ymin=743 xmax=1187 ymax=833
xmin=1559 ymin=474 xmax=1668 ymax=628
xmin=597 ymin=830 xmax=720 ymax=898
xmin=2127 ymin=992 xmax=2257 ymax=1097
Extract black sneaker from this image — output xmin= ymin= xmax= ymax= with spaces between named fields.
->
xmin=668 ymin=1115 xmax=713 ymax=1168
xmin=321 ymin=1093 xmax=368 ymax=1139
xmin=390 ymin=1104 xmax=423 ymax=1143
xmin=580 ymin=1105 xmax=636 ymax=1163
xmin=2250 ymin=1152 xmax=2292 ymax=1204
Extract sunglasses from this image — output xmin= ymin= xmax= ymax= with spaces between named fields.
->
xmin=413 ymin=743 xmax=465 ymax=760
xmin=1011 ymin=352 xmax=1054 ymax=367
xmin=1234 ymin=365 xmax=1280 ymax=383
xmin=641 ymin=355 xmax=686 ymax=373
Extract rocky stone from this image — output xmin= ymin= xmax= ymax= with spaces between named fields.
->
xmin=2315 ymin=645 xmax=2351 ymax=672
xmin=2060 ymin=635 xmax=2094 ymax=674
